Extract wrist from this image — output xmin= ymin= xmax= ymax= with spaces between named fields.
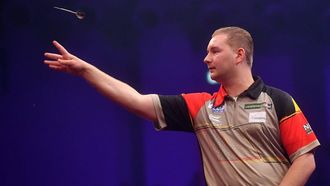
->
xmin=80 ymin=62 xmax=99 ymax=79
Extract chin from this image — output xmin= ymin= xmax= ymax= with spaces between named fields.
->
xmin=211 ymin=74 xmax=223 ymax=83
xmin=210 ymin=74 xmax=218 ymax=81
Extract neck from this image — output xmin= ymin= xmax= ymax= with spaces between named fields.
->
xmin=221 ymin=72 xmax=254 ymax=97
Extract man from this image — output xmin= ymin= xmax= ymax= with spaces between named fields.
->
xmin=44 ymin=27 xmax=320 ymax=185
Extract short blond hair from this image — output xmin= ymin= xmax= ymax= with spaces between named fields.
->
xmin=212 ymin=27 xmax=254 ymax=66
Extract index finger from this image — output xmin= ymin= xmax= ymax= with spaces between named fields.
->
xmin=52 ymin=40 xmax=70 ymax=55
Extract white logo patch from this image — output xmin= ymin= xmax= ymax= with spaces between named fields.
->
xmin=209 ymin=114 xmax=222 ymax=125
xmin=303 ymin=123 xmax=313 ymax=134
xmin=249 ymin=112 xmax=266 ymax=123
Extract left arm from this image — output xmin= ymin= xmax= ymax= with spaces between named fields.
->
xmin=279 ymin=152 xmax=316 ymax=186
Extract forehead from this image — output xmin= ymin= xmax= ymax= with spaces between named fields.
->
xmin=207 ymin=34 xmax=229 ymax=49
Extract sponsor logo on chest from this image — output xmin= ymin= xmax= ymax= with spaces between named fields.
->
xmin=207 ymin=101 xmax=225 ymax=125
xmin=248 ymin=111 xmax=266 ymax=123
xmin=244 ymin=102 xmax=272 ymax=110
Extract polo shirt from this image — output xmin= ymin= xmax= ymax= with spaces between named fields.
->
xmin=151 ymin=77 xmax=320 ymax=185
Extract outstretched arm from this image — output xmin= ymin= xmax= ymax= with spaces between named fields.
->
xmin=44 ymin=41 xmax=157 ymax=122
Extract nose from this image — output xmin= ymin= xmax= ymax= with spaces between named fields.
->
xmin=204 ymin=53 xmax=211 ymax=64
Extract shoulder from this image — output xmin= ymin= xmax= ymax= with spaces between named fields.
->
xmin=181 ymin=92 xmax=213 ymax=119
xmin=263 ymin=85 xmax=296 ymax=122
xmin=264 ymin=85 xmax=292 ymax=103
xmin=182 ymin=92 xmax=213 ymax=103
xmin=158 ymin=92 xmax=212 ymax=105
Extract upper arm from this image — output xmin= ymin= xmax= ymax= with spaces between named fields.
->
xmin=134 ymin=94 xmax=158 ymax=122
xmin=279 ymin=152 xmax=316 ymax=186
xmin=145 ymin=93 xmax=212 ymax=132
xmin=156 ymin=94 xmax=193 ymax=132
xmin=266 ymin=86 xmax=320 ymax=162
xmin=292 ymin=152 xmax=315 ymax=168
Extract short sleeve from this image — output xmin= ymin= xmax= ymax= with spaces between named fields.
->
xmin=151 ymin=94 xmax=193 ymax=132
xmin=266 ymin=86 xmax=320 ymax=162
xmin=279 ymin=97 xmax=320 ymax=162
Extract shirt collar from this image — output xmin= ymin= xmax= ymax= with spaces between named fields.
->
xmin=212 ymin=76 xmax=264 ymax=107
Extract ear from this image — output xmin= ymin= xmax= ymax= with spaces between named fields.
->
xmin=235 ymin=48 xmax=246 ymax=64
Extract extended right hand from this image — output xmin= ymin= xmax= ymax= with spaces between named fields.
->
xmin=44 ymin=40 xmax=89 ymax=76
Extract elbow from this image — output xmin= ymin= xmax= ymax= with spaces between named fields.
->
xmin=293 ymin=152 xmax=316 ymax=174
xmin=304 ymin=152 xmax=316 ymax=174
xmin=308 ymin=157 xmax=316 ymax=173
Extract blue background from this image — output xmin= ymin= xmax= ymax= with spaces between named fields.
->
xmin=1 ymin=0 xmax=329 ymax=185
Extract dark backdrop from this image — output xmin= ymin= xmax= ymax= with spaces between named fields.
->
xmin=1 ymin=0 xmax=329 ymax=185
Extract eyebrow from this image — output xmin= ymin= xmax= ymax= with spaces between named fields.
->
xmin=207 ymin=46 xmax=221 ymax=52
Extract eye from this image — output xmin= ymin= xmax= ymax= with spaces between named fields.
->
xmin=207 ymin=47 xmax=221 ymax=55
xmin=211 ymin=49 xmax=220 ymax=54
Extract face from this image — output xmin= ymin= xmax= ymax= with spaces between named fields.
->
xmin=204 ymin=34 xmax=237 ymax=82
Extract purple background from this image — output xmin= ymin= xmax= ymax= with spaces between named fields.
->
xmin=1 ymin=0 xmax=330 ymax=185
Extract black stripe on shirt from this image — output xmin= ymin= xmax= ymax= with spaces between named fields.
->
xmin=159 ymin=95 xmax=194 ymax=132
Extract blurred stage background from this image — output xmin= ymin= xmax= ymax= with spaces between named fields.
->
xmin=1 ymin=0 xmax=329 ymax=185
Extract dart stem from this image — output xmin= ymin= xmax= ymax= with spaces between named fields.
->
xmin=54 ymin=6 xmax=76 ymax=14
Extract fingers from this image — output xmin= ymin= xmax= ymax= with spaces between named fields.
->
xmin=44 ymin=41 xmax=75 ymax=73
xmin=48 ymin=64 xmax=68 ymax=72
xmin=44 ymin=59 xmax=72 ymax=72
xmin=44 ymin=58 xmax=73 ymax=66
xmin=52 ymin=40 xmax=70 ymax=55
xmin=44 ymin=59 xmax=66 ymax=70
xmin=58 ymin=59 xmax=74 ymax=65
xmin=44 ymin=59 xmax=60 ymax=65
xmin=44 ymin=52 xmax=62 ymax=60
xmin=44 ymin=51 xmax=74 ymax=61
xmin=45 ymin=41 xmax=82 ymax=74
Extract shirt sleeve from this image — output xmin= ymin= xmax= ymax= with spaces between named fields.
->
xmin=278 ymin=97 xmax=320 ymax=162
xmin=151 ymin=94 xmax=193 ymax=132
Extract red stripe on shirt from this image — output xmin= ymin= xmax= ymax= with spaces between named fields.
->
xmin=280 ymin=111 xmax=318 ymax=156
xmin=182 ymin=93 xmax=212 ymax=119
